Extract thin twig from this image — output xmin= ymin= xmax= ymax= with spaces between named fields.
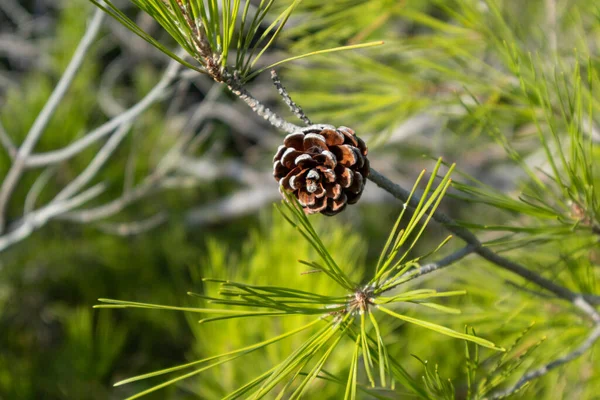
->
xmin=374 ymin=245 xmax=477 ymax=295
xmin=96 ymin=212 xmax=168 ymax=236
xmin=123 ymin=125 xmax=140 ymax=193
xmin=184 ymin=186 xmax=280 ymax=227
xmin=0 ymin=9 xmax=105 ymax=233
xmin=53 ymin=84 xmax=218 ymax=228
xmin=0 ymin=183 xmax=106 ymax=253
xmin=270 ymin=70 xmax=312 ymax=125
xmin=226 ymin=76 xmax=302 ymax=134
xmin=59 ymin=133 xmax=197 ymax=225
xmin=53 ymin=122 xmax=133 ymax=202
xmin=58 ymin=178 xmax=159 ymax=224
xmin=192 ymin=103 xmax=279 ymax=146
xmin=0 ymin=0 xmax=31 ymax=25
xmin=0 ymin=54 xmax=187 ymax=254
xmin=98 ymin=55 xmax=129 ymax=117
xmin=23 ymin=167 xmax=57 ymax=215
xmin=0 ymin=120 xmax=16 ymax=159
xmin=385 ymin=245 xmax=477 ymax=290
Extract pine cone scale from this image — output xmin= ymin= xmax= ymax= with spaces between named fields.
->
xmin=283 ymin=133 xmax=305 ymax=150
xmin=316 ymin=166 xmax=336 ymax=182
xmin=325 ymin=183 xmax=342 ymax=199
xmin=273 ymin=160 xmax=289 ymax=178
xmin=280 ymin=148 xmax=305 ymax=168
xmin=336 ymin=166 xmax=353 ymax=188
xmin=313 ymin=151 xmax=336 ymax=169
xmin=320 ymin=129 xmax=345 ymax=146
xmin=273 ymin=145 xmax=287 ymax=161
xmin=303 ymin=133 xmax=328 ymax=151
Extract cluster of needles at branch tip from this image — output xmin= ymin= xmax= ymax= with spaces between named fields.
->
xmin=327 ymin=285 xmax=375 ymax=321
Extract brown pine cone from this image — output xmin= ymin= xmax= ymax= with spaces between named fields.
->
xmin=273 ymin=124 xmax=369 ymax=216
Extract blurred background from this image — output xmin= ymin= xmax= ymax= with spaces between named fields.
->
xmin=1 ymin=0 xmax=599 ymax=399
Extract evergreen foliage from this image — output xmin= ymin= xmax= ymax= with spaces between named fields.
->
xmin=1 ymin=0 xmax=599 ymax=399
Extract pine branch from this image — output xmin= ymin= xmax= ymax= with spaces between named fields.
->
xmin=367 ymin=168 xmax=600 ymax=308
xmin=224 ymin=72 xmax=600 ymax=309
xmin=220 ymin=60 xmax=600 ymax=396
xmin=367 ymin=168 xmax=600 ymax=398
xmin=391 ymin=244 xmax=477 ymax=288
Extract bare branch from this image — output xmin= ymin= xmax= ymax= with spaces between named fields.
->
xmin=0 ymin=34 xmax=41 ymax=66
xmin=96 ymin=212 xmax=169 ymax=237
xmin=177 ymin=157 xmax=266 ymax=185
xmin=187 ymin=101 xmax=278 ymax=146
xmin=185 ymin=186 xmax=280 ymax=227
xmin=59 ymin=177 xmax=159 ymax=224
xmin=98 ymin=55 xmax=129 ymax=117
xmin=0 ymin=183 xmax=106 ymax=253
xmin=24 ymin=57 xmax=183 ymax=167
xmin=0 ymin=9 xmax=105 ymax=232
xmin=0 ymin=0 xmax=31 ymax=25
xmin=54 ymin=122 xmax=133 ymax=202
xmin=23 ymin=167 xmax=56 ymax=215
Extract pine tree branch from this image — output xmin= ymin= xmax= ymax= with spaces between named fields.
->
xmin=380 ymin=245 xmax=477 ymax=293
xmin=403 ymin=245 xmax=476 ymax=280
xmin=367 ymin=168 xmax=600 ymax=308
xmin=367 ymin=167 xmax=600 ymax=397
xmin=221 ymin=57 xmax=600 ymax=397
xmin=223 ymin=73 xmax=600 ymax=309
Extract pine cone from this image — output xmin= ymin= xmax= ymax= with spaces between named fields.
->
xmin=273 ymin=125 xmax=369 ymax=216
